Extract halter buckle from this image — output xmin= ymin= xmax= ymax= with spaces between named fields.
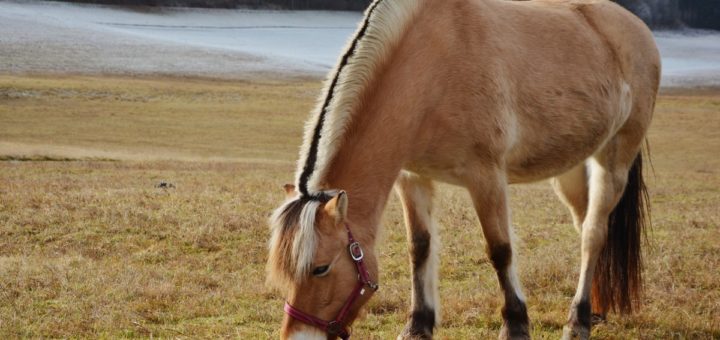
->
xmin=326 ymin=320 xmax=342 ymax=335
xmin=348 ymin=242 xmax=363 ymax=261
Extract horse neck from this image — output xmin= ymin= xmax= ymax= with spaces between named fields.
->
xmin=320 ymin=77 xmax=423 ymax=247
xmin=312 ymin=6 xmax=439 ymax=246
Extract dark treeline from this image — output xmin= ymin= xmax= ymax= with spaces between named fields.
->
xmin=54 ymin=0 xmax=720 ymax=30
xmin=616 ymin=0 xmax=720 ymax=29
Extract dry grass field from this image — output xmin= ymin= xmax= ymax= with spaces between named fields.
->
xmin=1 ymin=75 xmax=718 ymax=339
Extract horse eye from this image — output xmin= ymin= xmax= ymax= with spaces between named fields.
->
xmin=312 ymin=265 xmax=331 ymax=277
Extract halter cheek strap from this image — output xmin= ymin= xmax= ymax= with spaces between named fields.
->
xmin=284 ymin=224 xmax=379 ymax=339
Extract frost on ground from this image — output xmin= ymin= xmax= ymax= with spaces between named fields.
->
xmin=1 ymin=1 xmax=719 ymax=86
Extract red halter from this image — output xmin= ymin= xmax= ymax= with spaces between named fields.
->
xmin=284 ymin=224 xmax=379 ymax=339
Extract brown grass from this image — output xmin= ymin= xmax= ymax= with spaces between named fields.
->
xmin=1 ymin=75 xmax=718 ymax=338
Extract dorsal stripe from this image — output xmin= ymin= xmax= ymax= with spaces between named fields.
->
xmin=297 ymin=0 xmax=385 ymax=197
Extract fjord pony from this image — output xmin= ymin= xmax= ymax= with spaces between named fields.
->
xmin=268 ymin=0 xmax=659 ymax=338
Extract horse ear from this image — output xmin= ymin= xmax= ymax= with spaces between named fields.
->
xmin=283 ymin=184 xmax=296 ymax=197
xmin=324 ymin=191 xmax=348 ymax=225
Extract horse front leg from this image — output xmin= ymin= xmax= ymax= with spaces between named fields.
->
xmin=395 ymin=172 xmax=441 ymax=339
xmin=468 ymin=169 xmax=530 ymax=340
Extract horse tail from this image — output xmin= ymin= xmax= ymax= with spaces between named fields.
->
xmin=591 ymin=152 xmax=650 ymax=315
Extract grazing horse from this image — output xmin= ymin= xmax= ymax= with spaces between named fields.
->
xmin=267 ymin=0 xmax=659 ymax=338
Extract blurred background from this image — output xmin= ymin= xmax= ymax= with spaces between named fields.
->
xmin=51 ymin=0 xmax=720 ymax=30
xmin=2 ymin=0 xmax=720 ymax=87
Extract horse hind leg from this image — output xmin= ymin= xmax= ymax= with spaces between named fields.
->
xmin=467 ymin=168 xmax=529 ymax=340
xmin=395 ymin=172 xmax=441 ymax=339
xmin=551 ymin=163 xmax=589 ymax=233
xmin=562 ymin=134 xmax=647 ymax=340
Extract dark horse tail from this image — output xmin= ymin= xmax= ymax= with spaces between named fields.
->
xmin=591 ymin=153 xmax=650 ymax=315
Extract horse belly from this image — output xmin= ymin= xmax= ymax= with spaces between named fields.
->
xmin=505 ymin=112 xmax=616 ymax=184
xmin=404 ymin=152 xmax=479 ymax=186
xmin=404 ymin=122 xmax=608 ymax=186
xmin=506 ymin=77 xmax=634 ymax=183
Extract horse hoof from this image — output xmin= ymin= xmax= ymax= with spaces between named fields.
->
xmin=397 ymin=331 xmax=432 ymax=340
xmin=591 ymin=313 xmax=606 ymax=326
xmin=397 ymin=323 xmax=432 ymax=340
xmin=561 ymin=324 xmax=590 ymax=340
xmin=499 ymin=322 xmax=531 ymax=340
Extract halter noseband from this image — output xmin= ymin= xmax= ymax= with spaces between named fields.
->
xmin=284 ymin=224 xmax=379 ymax=339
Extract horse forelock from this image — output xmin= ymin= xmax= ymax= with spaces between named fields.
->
xmin=267 ymin=195 xmax=329 ymax=288
xmin=295 ymin=0 xmax=423 ymax=195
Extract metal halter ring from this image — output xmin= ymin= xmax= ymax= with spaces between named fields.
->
xmin=348 ymin=242 xmax=364 ymax=261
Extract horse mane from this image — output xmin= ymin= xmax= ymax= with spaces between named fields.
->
xmin=268 ymin=0 xmax=422 ymax=287
xmin=295 ymin=0 xmax=423 ymax=196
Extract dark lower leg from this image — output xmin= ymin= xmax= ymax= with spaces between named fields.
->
xmin=469 ymin=173 xmax=529 ymax=339
xmin=400 ymin=229 xmax=437 ymax=338
xmin=396 ymin=174 xmax=439 ymax=339
xmin=490 ymin=243 xmax=530 ymax=339
xmin=568 ymin=300 xmax=592 ymax=330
